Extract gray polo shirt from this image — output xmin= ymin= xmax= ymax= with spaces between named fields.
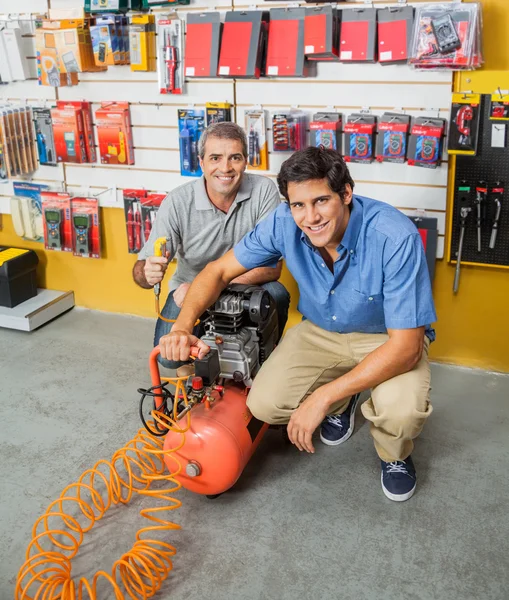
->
xmin=138 ymin=173 xmax=281 ymax=291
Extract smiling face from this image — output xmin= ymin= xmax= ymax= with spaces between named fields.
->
xmin=199 ymin=136 xmax=247 ymax=200
xmin=288 ymin=178 xmax=353 ymax=253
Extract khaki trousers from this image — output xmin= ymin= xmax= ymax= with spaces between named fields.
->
xmin=247 ymin=320 xmax=432 ymax=462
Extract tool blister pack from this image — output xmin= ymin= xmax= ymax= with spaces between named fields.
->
xmin=33 ymin=108 xmax=58 ymax=167
xmin=178 ymin=109 xmax=205 ymax=177
xmin=10 ymin=182 xmax=49 ymax=243
xmin=95 ymin=102 xmax=135 ymax=165
xmin=448 ymin=93 xmax=482 ymax=156
xmin=489 ymin=92 xmax=509 ymax=121
xmin=156 ymin=15 xmax=184 ymax=95
xmin=123 ymin=189 xmax=166 ymax=254
xmin=245 ymin=109 xmax=268 ymax=171
xmin=376 ymin=113 xmax=410 ymax=164
xmin=41 ymin=191 xmax=73 ymax=252
xmin=206 ymin=103 xmax=232 ymax=126
xmin=409 ymin=2 xmax=483 ymax=71
xmin=451 ymin=95 xmax=509 ymax=288
xmin=272 ymin=111 xmax=308 ymax=152
xmin=129 ymin=13 xmax=156 ymax=72
xmin=71 ymin=197 xmax=101 ymax=258
xmin=0 ymin=105 xmax=38 ymax=179
xmin=343 ymin=114 xmax=377 ymax=164
xmin=309 ymin=112 xmax=342 ymax=152
xmin=407 ymin=117 xmax=446 ymax=169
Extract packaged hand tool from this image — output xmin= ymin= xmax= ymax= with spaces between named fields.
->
xmin=156 ymin=15 xmax=184 ymax=94
xmin=71 ymin=197 xmax=101 ymax=258
xmin=310 ymin=112 xmax=342 ymax=152
xmin=409 ymin=3 xmax=483 ymax=71
xmin=448 ymin=93 xmax=481 ymax=156
xmin=407 ymin=117 xmax=446 ymax=169
xmin=272 ymin=111 xmax=308 ymax=152
xmin=344 ymin=114 xmax=377 ymax=163
xmin=41 ymin=191 xmax=73 ymax=252
xmin=376 ymin=113 xmax=410 ymax=164
xmin=245 ymin=109 xmax=268 ymax=171
xmin=178 ymin=109 xmax=205 ymax=177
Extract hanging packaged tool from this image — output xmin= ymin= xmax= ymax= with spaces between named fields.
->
xmin=407 ymin=117 xmax=446 ymax=169
xmin=452 ymin=182 xmax=472 ymax=294
xmin=218 ymin=10 xmax=269 ymax=78
xmin=272 ymin=111 xmax=308 ymax=152
xmin=123 ymin=189 xmax=146 ymax=254
xmin=304 ymin=6 xmax=340 ymax=61
xmin=41 ymin=191 xmax=73 ymax=252
xmin=375 ymin=113 xmax=410 ymax=164
xmin=51 ymin=104 xmax=88 ymax=164
xmin=33 ymin=108 xmax=57 ymax=167
xmin=206 ymin=103 xmax=232 ymax=126
xmin=309 ymin=112 xmax=342 ymax=152
xmin=91 ymin=14 xmax=127 ymax=66
xmin=11 ymin=182 xmax=49 ymax=242
xmin=448 ymin=93 xmax=482 ymax=156
xmin=0 ymin=23 xmax=31 ymax=82
xmin=95 ymin=102 xmax=135 ymax=165
xmin=245 ymin=109 xmax=268 ymax=171
xmin=0 ymin=105 xmax=38 ymax=178
xmin=343 ymin=114 xmax=377 ymax=164
xmin=377 ymin=6 xmax=414 ymax=65
xmin=156 ymin=14 xmax=184 ymax=94
xmin=178 ymin=109 xmax=205 ymax=177
xmin=339 ymin=8 xmax=377 ymax=63
xmin=409 ymin=3 xmax=483 ymax=71
xmin=266 ymin=8 xmax=309 ymax=77
xmin=489 ymin=182 xmax=504 ymax=250
xmin=142 ymin=0 xmax=190 ymax=7
xmin=489 ymin=92 xmax=509 ymax=121
xmin=71 ymin=197 xmax=101 ymax=258
xmin=129 ymin=13 xmax=156 ymax=72
xmin=185 ymin=13 xmax=222 ymax=78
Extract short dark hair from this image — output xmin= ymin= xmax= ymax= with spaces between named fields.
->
xmin=199 ymin=122 xmax=248 ymax=159
xmin=277 ymin=147 xmax=355 ymax=202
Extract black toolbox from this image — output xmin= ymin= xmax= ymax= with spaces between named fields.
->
xmin=0 ymin=247 xmax=39 ymax=308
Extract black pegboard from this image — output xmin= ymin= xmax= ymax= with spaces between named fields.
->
xmin=451 ymin=94 xmax=509 ymax=267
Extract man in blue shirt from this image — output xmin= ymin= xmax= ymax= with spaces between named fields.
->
xmin=159 ymin=147 xmax=437 ymax=502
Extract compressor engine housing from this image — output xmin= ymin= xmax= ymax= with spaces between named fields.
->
xmin=198 ymin=283 xmax=278 ymax=385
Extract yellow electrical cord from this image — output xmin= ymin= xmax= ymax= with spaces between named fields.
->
xmin=15 ymin=376 xmax=190 ymax=600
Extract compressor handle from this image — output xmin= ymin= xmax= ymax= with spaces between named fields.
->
xmin=149 ymin=345 xmax=204 ymax=391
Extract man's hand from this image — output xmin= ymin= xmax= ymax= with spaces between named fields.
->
xmin=159 ymin=330 xmax=210 ymax=362
xmin=173 ymin=282 xmax=191 ymax=308
xmin=287 ymin=388 xmax=331 ymax=454
xmin=144 ymin=255 xmax=169 ymax=287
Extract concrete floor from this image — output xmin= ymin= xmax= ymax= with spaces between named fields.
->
xmin=1 ymin=308 xmax=509 ymax=600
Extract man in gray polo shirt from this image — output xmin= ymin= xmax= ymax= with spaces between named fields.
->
xmin=133 ymin=122 xmax=290 ymax=367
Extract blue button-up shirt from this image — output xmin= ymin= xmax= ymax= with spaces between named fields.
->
xmin=234 ymin=195 xmax=437 ymax=341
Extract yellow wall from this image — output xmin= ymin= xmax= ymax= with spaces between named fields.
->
xmin=1 ymin=0 xmax=509 ymax=372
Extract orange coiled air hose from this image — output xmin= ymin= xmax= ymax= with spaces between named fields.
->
xmin=15 ymin=372 xmax=190 ymax=600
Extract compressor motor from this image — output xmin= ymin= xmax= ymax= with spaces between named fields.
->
xmin=197 ymin=283 xmax=278 ymax=386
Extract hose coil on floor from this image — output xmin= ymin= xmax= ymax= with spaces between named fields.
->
xmin=15 ymin=377 xmax=190 ymax=600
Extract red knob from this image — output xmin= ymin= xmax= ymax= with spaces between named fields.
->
xmin=192 ymin=376 xmax=203 ymax=391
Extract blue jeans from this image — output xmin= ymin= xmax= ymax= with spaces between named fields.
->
xmin=154 ymin=281 xmax=291 ymax=369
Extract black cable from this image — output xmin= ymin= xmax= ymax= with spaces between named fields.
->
xmin=137 ymin=381 xmax=174 ymax=437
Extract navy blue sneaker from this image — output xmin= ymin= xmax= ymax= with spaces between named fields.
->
xmin=320 ymin=393 xmax=361 ymax=446
xmin=381 ymin=456 xmax=417 ymax=502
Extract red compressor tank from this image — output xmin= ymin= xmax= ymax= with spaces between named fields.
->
xmin=149 ymin=347 xmax=269 ymax=496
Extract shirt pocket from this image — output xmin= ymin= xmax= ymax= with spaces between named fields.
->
xmin=348 ymin=289 xmax=385 ymax=330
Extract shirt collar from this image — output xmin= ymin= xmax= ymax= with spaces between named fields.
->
xmin=194 ymin=175 xmax=252 ymax=211
xmin=299 ymin=195 xmax=363 ymax=253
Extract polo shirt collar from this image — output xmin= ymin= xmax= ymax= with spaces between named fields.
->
xmin=194 ymin=175 xmax=253 ymax=211
xmin=299 ymin=195 xmax=363 ymax=253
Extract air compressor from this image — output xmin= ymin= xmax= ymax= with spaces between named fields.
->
xmin=139 ymin=280 xmax=280 ymax=497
